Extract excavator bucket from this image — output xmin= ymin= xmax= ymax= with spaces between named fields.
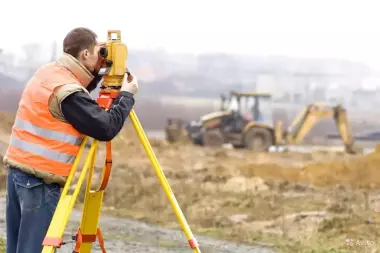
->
xmin=164 ymin=118 xmax=190 ymax=143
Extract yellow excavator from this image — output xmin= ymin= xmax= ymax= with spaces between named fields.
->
xmin=165 ymin=90 xmax=358 ymax=154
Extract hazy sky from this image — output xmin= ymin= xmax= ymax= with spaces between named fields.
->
xmin=2 ymin=0 xmax=380 ymax=69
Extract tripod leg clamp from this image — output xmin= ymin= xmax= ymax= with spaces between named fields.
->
xmin=42 ymin=237 xmax=64 ymax=248
xmin=188 ymin=238 xmax=199 ymax=249
xmin=73 ymin=228 xmax=106 ymax=253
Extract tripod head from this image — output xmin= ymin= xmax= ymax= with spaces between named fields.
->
xmin=96 ymin=30 xmax=128 ymax=109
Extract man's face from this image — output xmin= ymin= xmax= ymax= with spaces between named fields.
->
xmin=80 ymin=41 xmax=105 ymax=74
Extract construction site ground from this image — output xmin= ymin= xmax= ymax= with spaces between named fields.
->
xmin=1 ymin=112 xmax=380 ymax=253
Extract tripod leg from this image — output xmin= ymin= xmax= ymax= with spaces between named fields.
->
xmin=41 ymin=138 xmax=98 ymax=253
xmin=129 ymin=109 xmax=201 ymax=253
xmin=74 ymin=144 xmax=106 ymax=253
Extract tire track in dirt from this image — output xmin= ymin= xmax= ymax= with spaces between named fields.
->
xmin=0 ymin=198 xmax=276 ymax=253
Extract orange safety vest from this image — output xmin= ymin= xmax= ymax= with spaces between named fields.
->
xmin=5 ymin=62 xmax=85 ymax=176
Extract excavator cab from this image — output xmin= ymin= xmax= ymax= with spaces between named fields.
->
xmin=218 ymin=91 xmax=274 ymax=122
xmin=237 ymin=91 xmax=274 ymax=126
xmin=220 ymin=91 xmax=274 ymax=132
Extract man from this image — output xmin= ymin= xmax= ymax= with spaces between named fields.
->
xmin=3 ymin=27 xmax=138 ymax=253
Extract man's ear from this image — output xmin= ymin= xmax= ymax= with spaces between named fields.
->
xmin=83 ymin=49 xmax=89 ymax=59
xmin=78 ymin=49 xmax=89 ymax=61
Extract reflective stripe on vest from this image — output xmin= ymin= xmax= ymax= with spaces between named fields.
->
xmin=14 ymin=117 xmax=83 ymax=146
xmin=9 ymin=135 xmax=76 ymax=164
xmin=9 ymin=117 xmax=83 ymax=164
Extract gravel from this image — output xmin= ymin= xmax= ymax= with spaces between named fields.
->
xmin=0 ymin=197 xmax=276 ymax=253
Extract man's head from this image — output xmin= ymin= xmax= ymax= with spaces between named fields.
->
xmin=63 ymin=27 xmax=104 ymax=73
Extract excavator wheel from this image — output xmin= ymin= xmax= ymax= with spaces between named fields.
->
xmin=244 ymin=127 xmax=273 ymax=152
xmin=202 ymin=129 xmax=224 ymax=147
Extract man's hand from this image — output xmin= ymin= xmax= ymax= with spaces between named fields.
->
xmin=121 ymin=72 xmax=139 ymax=94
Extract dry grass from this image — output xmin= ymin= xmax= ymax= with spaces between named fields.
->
xmin=75 ymin=127 xmax=380 ymax=252
xmin=0 ymin=238 xmax=5 ymax=253
xmin=0 ymin=112 xmax=16 ymax=191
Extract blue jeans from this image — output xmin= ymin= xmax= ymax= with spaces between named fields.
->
xmin=6 ymin=167 xmax=61 ymax=253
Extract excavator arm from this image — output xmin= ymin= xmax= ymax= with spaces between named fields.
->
xmin=284 ymin=103 xmax=357 ymax=154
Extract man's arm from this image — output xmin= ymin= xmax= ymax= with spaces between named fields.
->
xmin=61 ymin=91 xmax=135 ymax=141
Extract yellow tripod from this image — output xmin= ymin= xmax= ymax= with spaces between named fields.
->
xmin=41 ymin=30 xmax=201 ymax=253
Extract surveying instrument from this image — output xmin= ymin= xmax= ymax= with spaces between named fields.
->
xmin=41 ymin=30 xmax=201 ymax=253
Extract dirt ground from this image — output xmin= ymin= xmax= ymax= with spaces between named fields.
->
xmin=2 ymin=112 xmax=380 ymax=252
xmin=81 ymin=123 xmax=380 ymax=253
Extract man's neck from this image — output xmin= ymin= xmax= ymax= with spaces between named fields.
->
xmin=56 ymin=53 xmax=94 ymax=87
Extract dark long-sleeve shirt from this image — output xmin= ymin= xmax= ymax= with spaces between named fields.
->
xmin=61 ymin=90 xmax=135 ymax=141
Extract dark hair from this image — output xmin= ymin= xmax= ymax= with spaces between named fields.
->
xmin=63 ymin=27 xmax=97 ymax=59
